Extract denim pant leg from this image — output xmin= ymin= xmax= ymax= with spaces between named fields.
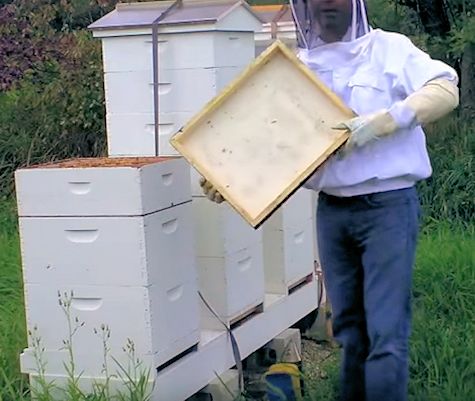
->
xmin=317 ymin=197 xmax=368 ymax=401
xmin=317 ymin=188 xmax=420 ymax=401
xmin=355 ymin=189 xmax=420 ymax=401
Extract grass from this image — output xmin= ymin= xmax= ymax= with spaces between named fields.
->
xmin=0 ymin=200 xmax=474 ymax=400
xmin=0 ymin=201 xmax=28 ymax=401
xmin=305 ymin=223 xmax=475 ymax=401
xmin=410 ymin=223 xmax=475 ymax=401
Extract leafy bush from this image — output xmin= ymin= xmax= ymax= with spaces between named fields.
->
xmin=0 ymin=0 xmax=119 ymax=197
xmin=0 ymin=30 xmax=107 ymax=196
xmin=418 ymin=117 xmax=475 ymax=224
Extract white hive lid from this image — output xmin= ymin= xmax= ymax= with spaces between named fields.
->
xmin=88 ymin=0 xmax=263 ymax=34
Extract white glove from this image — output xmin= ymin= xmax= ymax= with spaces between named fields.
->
xmin=334 ymin=110 xmax=398 ymax=153
xmin=335 ymin=78 xmax=459 ymax=155
xmin=199 ymin=177 xmax=225 ymax=204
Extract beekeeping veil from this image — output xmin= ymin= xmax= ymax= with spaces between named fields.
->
xmin=290 ymin=0 xmax=370 ymax=49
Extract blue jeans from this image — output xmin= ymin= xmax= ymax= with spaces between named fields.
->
xmin=317 ymin=187 xmax=420 ymax=401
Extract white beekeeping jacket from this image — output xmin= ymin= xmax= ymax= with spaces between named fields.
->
xmin=290 ymin=0 xmax=458 ymax=197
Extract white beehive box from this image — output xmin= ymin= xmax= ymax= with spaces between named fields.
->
xmin=22 ymin=367 xmax=156 ymax=399
xmin=104 ymin=67 xmax=244 ymax=115
xmin=21 ymin=349 xmax=156 ymax=378
xmin=192 ymin=197 xmax=262 ymax=256
xmin=19 ymin=203 xmax=194 ymax=287
xmin=192 ymin=197 xmax=265 ymax=329
xmin=274 ymin=188 xmax=314 ymax=228
xmin=100 ymin=31 xmax=255 ymax=72
xmin=106 ymin=112 xmax=193 ymax=157
xmin=262 ymin=189 xmax=315 ymax=295
xmin=262 ymin=219 xmax=315 ymax=295
xmin=16 ymin=157 xmax=201 ymax=368
xmin=23 ymin=282 xmax=199 ymax=368
xmin=15 ymin=157 xmax=190 ymax=217
xmin=198 ymin=241 xmax=265 ymax=330
xmin=89 ymin=0 xmax=263 ymax=157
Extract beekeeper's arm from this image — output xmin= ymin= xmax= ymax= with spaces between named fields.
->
xmin=338 ymin=38 xmax=459 ymax=152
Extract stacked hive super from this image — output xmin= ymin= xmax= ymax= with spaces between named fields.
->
xmin=193 ymin=197 xmax=265 ymax=330
xmin=97 ymin=2 xmax=260 ymax=158
xmin=90 ymin=2 xmax=268 ymax=331
xmin=262 ymin=189 xmax=316 ymax=295
xmin=104 ymin=31 xmax=255 ymax=157
xmin=16 ymin=157 xmax=200 ymax=379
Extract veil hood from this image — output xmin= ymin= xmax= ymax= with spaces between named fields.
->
xmin=290 ymin=0 xmax=371 ymax=49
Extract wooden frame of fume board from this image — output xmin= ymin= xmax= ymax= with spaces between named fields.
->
xmin=170 ymin=40 xmax=353 ymax=228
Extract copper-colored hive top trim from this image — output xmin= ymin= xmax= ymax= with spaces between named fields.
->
xmin=27 ymin=157 xmax=177 ymax=169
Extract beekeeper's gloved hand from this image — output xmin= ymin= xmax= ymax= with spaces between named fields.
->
xmin=199 ymin=177 xmax=225 ymax=204
xmin=335 ymin=78 xmax=459 ymax=155
xmin=334 ymin=111 xmax=397 ymax=153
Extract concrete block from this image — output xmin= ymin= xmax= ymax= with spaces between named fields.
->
xmin=267 ymin=328 xmax=302 ymax=363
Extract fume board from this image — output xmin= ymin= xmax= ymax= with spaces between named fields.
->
xmin=170 ymin=40 xmax=352 ymax=228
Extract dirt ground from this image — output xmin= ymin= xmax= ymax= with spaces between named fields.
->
xmin=243 ymin=337 xmax=340 ymax=400
xmin=301 ymin=338 xmax=339 ymax=382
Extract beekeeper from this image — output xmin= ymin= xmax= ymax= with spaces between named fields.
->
xmin=201 ymin=1 xmax=459 ymax=401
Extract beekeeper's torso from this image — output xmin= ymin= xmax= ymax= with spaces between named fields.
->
xmin=291 ymin=0 xmax=458 ymax=197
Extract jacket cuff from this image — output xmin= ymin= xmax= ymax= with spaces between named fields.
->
xmin=388 ymin=101 xmax=417 ymax=130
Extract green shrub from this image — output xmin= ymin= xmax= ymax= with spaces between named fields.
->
xmin=418 ymin=116 xmax=475 ymax=225
xmin=0 ymin=31 xmax=106 ymax=197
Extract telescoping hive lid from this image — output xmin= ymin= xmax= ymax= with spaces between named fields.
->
xmin=88 ymin=0 xmax=263 ymax=34
xmin=170 ymin=40 xmax=353 ymax=229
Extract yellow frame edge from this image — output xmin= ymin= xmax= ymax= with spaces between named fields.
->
xmin=170 ymin=40 xmax=353 ymax=227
